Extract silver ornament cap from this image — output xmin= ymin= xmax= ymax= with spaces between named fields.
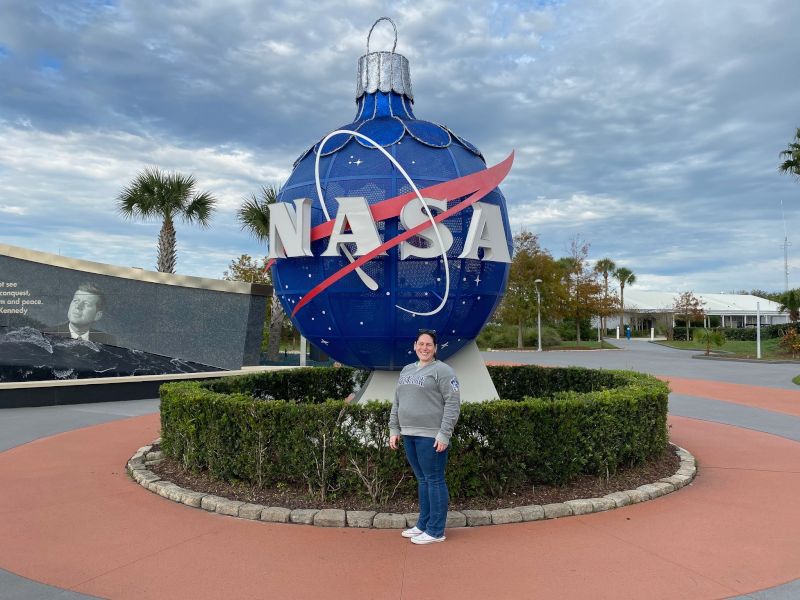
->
xmin=356 ymin=18 xmax=414 ymax=101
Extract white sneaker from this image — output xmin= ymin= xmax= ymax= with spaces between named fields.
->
xmin=410 ymin=532 xmax=446 ymax=544
xmin=401 ymin=526 xmax=423 ymax=538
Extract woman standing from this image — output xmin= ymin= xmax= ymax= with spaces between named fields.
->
xmin=389 ymin=330 xmax=461 ymax=544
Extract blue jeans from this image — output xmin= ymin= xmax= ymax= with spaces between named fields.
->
xmin=403 ymin=435 xmax=449 ymax=538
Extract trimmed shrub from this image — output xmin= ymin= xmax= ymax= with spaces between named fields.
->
xmin=160 ymin=365 xmax=668 ymax=501
xmin=673 ymin=323 xmax=799 ymax=342
xmin=719 ymin=323 xmax=799 ymax=341
xmin=555 ymin=318 xmax=594 ymax=341
xmin=476 ymin=323 xmax=561 ymax=349
xmin=206 ymin=367 xmax=369 ymax=404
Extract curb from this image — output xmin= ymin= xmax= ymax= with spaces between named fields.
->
xmin=691 ymin=354 xmax=800 ymax=364
xmin=127 ymin=442 xmax=697 ymax=529
xmin=485 ymin=348 xmax=623 ymax=353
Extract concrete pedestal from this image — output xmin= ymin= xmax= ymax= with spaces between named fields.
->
xmin=354 ymin=341 xmax=499 ymax=404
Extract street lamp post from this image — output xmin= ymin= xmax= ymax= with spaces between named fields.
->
xmin=534 ymin=278 xmax=543 ymax=352
xmin=756 ymin=301 xmax=762 ymax=359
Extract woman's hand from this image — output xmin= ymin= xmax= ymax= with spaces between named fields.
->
xmin=433 ymin=439 xmax=448 ymax=452
xmin=389 ymin=435 xmax=400 ymax=450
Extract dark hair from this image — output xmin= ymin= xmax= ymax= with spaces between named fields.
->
xmin=415 ymin=329 xmax=438 ymax=359
xmin=76 ymin=283 xmax=106 ymax=311
xmin=416 ymin=329 xmax=437 ymax=345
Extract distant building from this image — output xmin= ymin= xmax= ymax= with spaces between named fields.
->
xmin=605 ymin=291 xmax=788 ymax=332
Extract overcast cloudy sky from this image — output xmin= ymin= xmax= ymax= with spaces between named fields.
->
xmin=1 ymin=0 xmax=799 ymax=294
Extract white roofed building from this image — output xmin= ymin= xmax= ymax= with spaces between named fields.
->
xmin=605 ymin=291 xmax=788 ymax=333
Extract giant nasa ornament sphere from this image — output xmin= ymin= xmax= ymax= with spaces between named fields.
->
xmin=270 ymin=25 xmax=513 ymax=370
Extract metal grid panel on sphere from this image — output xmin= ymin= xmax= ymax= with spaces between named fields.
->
xmin=270 ymin=34 xmax=512 ymax=370
xmin=273 ymin=136 xmax=511 ymax=370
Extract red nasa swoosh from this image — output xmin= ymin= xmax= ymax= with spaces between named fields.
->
xmin=275 ymin=151 xmax=514 ymax=316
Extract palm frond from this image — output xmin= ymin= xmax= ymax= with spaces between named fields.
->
xmin=778 ymin=128 xmax=800 ymax=177
xmin=614 ymin=267 xmax=635 ymax=286
xmin=183 ymin=191 xmax=217 ymax=226
xmin=117 ymin=167 xmax=167 ymax=219
xmin=238 ymin=185 xmax=281 ymax=242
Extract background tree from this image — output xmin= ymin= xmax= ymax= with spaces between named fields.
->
xmin=594 ymin=257 xmax=617 ymax=337
xmin=747 ymin=289 xmax=782 ymax=302
xmin=558 ymin=237 xmax=603 ymax=343
xmin=614 ymin=267 xmax=636 ymax=332
xmin=223 ymin=254 xmax=271 ymax=284
xmin=237 ymin=185 xmax=288 ymax=361
xmin=698 ymin=328 xmax=726 ymax=356
xmin=778 ymin=288 xmax=800 ymax=322
xmin=499 ymin=231 xmax=564 ymax=348
xmin=673 ymin=291 xmax=706 ymax=340
xmin=779 ymin=127 xmax=800 ymax=179
xmin=117 ymin=167 xmax=216 ymax=273
xmin=223 ymin=254 xmax=282 ymax=356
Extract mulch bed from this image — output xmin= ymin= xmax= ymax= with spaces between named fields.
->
xmin=148 ymin=445 xmax=680 ymax=513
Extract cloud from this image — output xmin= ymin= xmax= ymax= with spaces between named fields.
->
xmin=0 ymin=124 xmax=282 ymax=275
xmin=0 ymin=0 xmax=799 ymax=291
xmin=0 ymin=205 xmax=27 ymax=215
xmin=509 ymin=193 xmax=667 ymax=229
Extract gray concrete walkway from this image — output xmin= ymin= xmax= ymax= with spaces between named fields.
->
xmin=0 ymin=400 xmax=158 ymax=600
xmin=1 ymin=342 xmax=799 ymax=599
xmin=487 ymin=341 xmax=800 ymax=600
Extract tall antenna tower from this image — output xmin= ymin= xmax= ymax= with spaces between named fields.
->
xmin=781 ymin=198 xmax=791 ymax=291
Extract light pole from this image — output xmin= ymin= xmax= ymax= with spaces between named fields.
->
xmin=756 ymin=301 xmax=762 ymax=359
xmin=534 ymin=278 xmax=543 ymax=352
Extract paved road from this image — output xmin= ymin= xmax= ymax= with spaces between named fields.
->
xmin=485 ymin=339 xmax=800 ymax=389
xmin=1 ymin=342 xmax=798 ymax=599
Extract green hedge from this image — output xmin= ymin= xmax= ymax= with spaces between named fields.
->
xmin=476 ymin=323 xmax=562 ymax=349
xmin=717 ymin=323 xmax=799 ymax=341
xmin=672 ymin=323 xmax=799 ymax=341
xmin=205 ymin=367 xmax=369 ymax=403
xmin=160 ymin=365 xmax=668 ymax=503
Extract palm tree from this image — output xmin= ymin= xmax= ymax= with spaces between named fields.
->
xmin=779 ymin=127 xmax=800 ymax=179
xmin=117 ymin=168 xmax=216 ymax=273
xmin=238 ymin=185 xmax=286 ymax=361
xmin=594 ymin=257 xmax=616 ymax=336
xmin=614 ymin=267 xmax=636 ymax=333
xmin=778 ymin=288 xmax=800 ymax=322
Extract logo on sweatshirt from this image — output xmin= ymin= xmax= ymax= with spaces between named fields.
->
xmin=398 ymin=374 xmax=426 ymax=387
xmin=450 ymin=377 xmax=460 ymax=392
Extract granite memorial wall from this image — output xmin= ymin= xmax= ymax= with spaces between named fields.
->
xmin=0 ymin=243 xmax=269 ymax=380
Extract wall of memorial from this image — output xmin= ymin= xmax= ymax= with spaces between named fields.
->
xmin=0 ymin=243 xmax=270 ymax=374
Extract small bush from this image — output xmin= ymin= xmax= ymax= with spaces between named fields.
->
xmin=555 ymin=319 xmax=594 ymax=341
xmin=160 ymin=365 xmax=669 ymax=501
xmin=778 ymin=329 xmax=800 ymax=359
xmin=476 ymin=323 xmax=561 ymax=349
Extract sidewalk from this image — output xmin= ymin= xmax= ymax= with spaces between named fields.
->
xmin=1 ymin=345 xmax=799 ymax=599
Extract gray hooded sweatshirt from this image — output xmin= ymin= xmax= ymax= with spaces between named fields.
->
xmin=389 ymin=360 xmax=461 ymax=445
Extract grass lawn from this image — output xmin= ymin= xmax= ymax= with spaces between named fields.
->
xmin=658 ymin=338 xmax=797 ymax=361
xmin=487 ymin=340 xmax=620 ymax=351
xmin=556 ymin=340 xmax=620 ymax=350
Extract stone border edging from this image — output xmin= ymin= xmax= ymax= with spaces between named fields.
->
xmin=127 ymin=442 xmax=696 ymax=528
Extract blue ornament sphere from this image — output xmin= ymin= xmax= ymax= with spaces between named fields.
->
xmin=271 ymin=87 xmax=511 ymax=370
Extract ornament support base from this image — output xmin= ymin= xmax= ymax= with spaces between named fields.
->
xmin=353 ymin=341 xmax=499 ymax=404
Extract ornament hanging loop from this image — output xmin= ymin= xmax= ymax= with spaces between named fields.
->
xmin=366 ymin=17 xmax=397 ymax=54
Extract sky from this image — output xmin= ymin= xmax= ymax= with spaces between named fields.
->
xmin=1 ymin=0 xmax=799 ymax=294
